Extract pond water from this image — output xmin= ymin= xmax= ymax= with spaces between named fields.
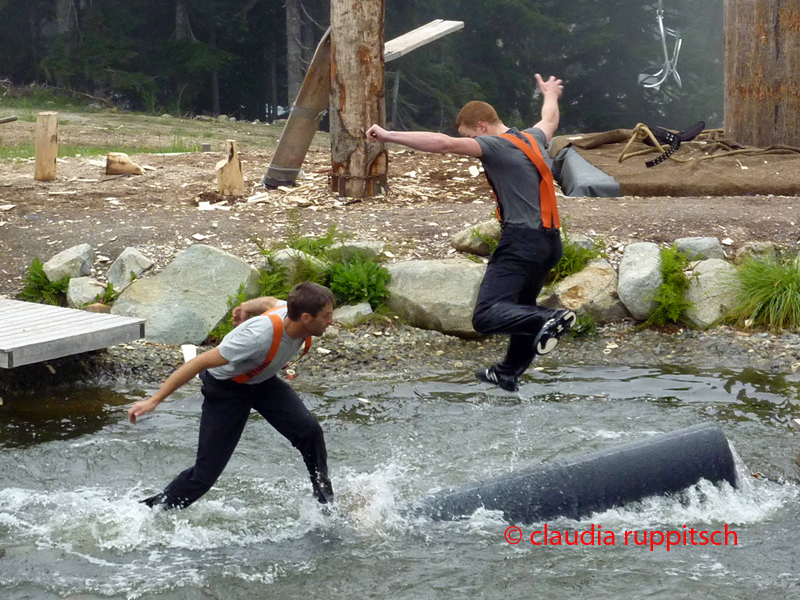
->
xmin=1 ymin=365 xmax=799 ymax=599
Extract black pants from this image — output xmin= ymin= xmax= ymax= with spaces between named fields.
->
xmin=154 ymin=371 xmax=329 ymax=508
xmin=472 ymin=224 xmax=563 ymax=378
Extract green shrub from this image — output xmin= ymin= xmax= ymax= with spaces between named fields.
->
xmin=471 ymin=228 xmax=499 ymax=254
xmin=18 ymin=258 xmax=69 ymax=306
xmin=547 ymin=229 xmax=604 ymax=285
xmin=328 ymin=256 xmax=391 ymax=308
xmin=207 ymin=282 xmax=250 ymax=343
xmin=95 ymin=282 xmax=118 ymax=305
xmin=645 ymin=245 xmax=693 ymax=328
xmin=729 ymin=253 xmax=800 ymax=331
xmin=569 ymin=313 xmax=597 ymax=338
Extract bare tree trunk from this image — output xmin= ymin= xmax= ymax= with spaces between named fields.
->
xmin=286 ymin=0 xmax=304 ymax=106
xmin=175 ymin=0 xmax=192 ymax=107
xmin=724 ymin=0 xmax=800 ymax=146
xmin=330 ymin=0 xmax=387 ymax=198
xmin=211 ymin=27 xmax=220 ymax=117
xmin=56 ymin=0 xmax=76 ymax=36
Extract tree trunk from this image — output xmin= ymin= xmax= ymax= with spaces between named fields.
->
xmin=56 ymin=0 xmax=75 ymax=36
xmin=724 ymin=0 xmax=800 ymax=146
xmin=286 ymin=0 xmax=304 ymax=106
xmin=330 ymin=0 xmax=387 ymax=198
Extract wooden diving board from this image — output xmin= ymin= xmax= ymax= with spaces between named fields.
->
xmin=0 ymin=299 xmax=145 ymax=368
xmin=384 ymin=19 xmax=465 ymax=63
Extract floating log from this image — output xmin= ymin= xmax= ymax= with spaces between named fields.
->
xmin=34 ymin=111 xmax=59 ymax=181
xmin=106 ymin=152 xmax=144 ymax=175
xmin=216 ymin=139 xmax=244 ymax=195
xmin=413 ymin=423 xmax=737 ymax=523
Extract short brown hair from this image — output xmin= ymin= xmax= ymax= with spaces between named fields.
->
xmin=455 ymin=101 xmax=500 ymax=129
xmin=287 ymin=282 xmax=335 ymax=320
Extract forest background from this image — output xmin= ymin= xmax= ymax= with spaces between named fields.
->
xmin=0 ymin=0 xmax=723 ymax=135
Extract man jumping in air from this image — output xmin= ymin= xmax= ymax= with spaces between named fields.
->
xmin=128 ymin=282 xmax=335 ymax=508
xmin=366 ymin=74 xmax=575 ymax=392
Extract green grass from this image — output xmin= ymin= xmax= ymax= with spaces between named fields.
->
xmin=729 ymin=253 xmax=800 ymax=331
xmin=0 ymin=138 xmax=202 ymax=159
xmin=645 ymin=245 xmax=693 ymax=328
xmin=547 ymin=228 xmax=604 ymax=285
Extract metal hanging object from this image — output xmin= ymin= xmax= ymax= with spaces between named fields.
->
xmin=638 ymin=0 xmax=682 ymax=91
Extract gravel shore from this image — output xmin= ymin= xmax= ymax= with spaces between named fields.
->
xmin=3 ymin=321 xmax=799 ymax=394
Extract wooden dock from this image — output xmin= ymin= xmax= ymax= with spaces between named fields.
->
xmin=0 ymin=299 xmax=145 ymax=368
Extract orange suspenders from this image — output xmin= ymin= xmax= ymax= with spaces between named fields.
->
xmin=231 ymin=308 xmax=312 ymax=384
xmin=494 ymin=131 xmax=560 ymax=230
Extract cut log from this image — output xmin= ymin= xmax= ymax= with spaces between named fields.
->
xmin=106 ymin=152 xmax=144 ymax=175
xmin=0 ymin=116 xmax=18 ymax=125
xmin=262 ymin=29 xmax=332 ymax=188
xmin=34 ymin=112 xmax=59 ymax=181
xmin=216 ymin=140 xmax=245 ymax=195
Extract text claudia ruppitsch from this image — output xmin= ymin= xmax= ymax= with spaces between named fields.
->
xmin=504 ymin=524 xmax=738 ymax=551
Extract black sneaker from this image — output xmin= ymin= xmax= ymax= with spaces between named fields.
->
xmin=534 ymin=309 xmax=577 ymax=355
xmin=311 ymin=475 xmax=334 ymax=504
xmin=476 ymin=366 xmax=519 ymax=392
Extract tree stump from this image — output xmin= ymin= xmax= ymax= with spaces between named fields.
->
xmin=216 ymin=140 xmax=245 ymax=195
xmin=106 ymin=152 xmax=144 ymax=175
xmin=34 ymin=112 xmax=59 ymax=181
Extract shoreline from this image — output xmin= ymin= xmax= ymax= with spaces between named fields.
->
xmin=2 ymin=321 xmax=799 ymax=394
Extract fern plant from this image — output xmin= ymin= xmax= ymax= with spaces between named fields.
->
xmin=645 ymin=245 xmax=693 ymax=328
xmin=328 ymin=256 xmax=391 ymax=308
xmin=547 ymin=228 xmax=604 ymax=285
xmin=18 ymin=258 xmax=69 ymax=306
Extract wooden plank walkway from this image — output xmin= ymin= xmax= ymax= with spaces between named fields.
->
xmin=0 ymin=299 xmax=145 ymax=368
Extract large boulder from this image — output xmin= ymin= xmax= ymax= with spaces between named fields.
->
xmin=328 ymin=240 xmax=386 ymax=262
xmin=67 ymin=276 xmax=106 ymax=308
xmin=674 ymin=237 xmax=725 ymax=260
xmin=111 ymin=244 xmax=261 ymax=344
xmin=539 ymin=259 xmax=631 ymax=324
xmin=451 ymin=220 xmax=501 ymax=256
xmin=617 ymin=242 xmax=662 ymax=321
xmin=43 ymin=243 xmax=93 ymax=282
xmin=106 ymin=247 xmax=154 ymax=290
xmin=333 ymin=302 xmax=373 ymax=326
xmin=386 ymin=259 xmax=486 ymax=338
xmin=683 ymin=259 xmax=742 ymax=329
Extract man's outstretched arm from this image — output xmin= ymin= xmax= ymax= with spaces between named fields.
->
xmin=532 ymin=74 xmax=563 ymax=143
xmin=127 ymin=348 xmax=229 ymax=424
xmin=366 ymin=125 xmax=483 ymax=157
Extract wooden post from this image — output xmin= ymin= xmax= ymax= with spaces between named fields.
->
xmin=262 ymin=30 xmax=332 ymax=188
xmin=216 ymin=140 xmax=245 ymax=195
xmin=34 ymin=112 xmax=59 ymax=182
xmin=330 ymin=0 xmax=387 ymax=198
xmin=724 ymin=0 xmax=800 ymax=146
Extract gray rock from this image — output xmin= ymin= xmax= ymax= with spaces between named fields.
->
xmin=674 ymin=237 xmax=725 ymax=260
xmin=67 ymin=277 xmax=107 ymax=308
xmin=684 ymin=259 xmax=742 ymax=329
xmin=540 ymin=259 xmax=631 ymax=324
xmin=451 ymin=220 xmax=501 ymax=256
xmin=111 ymin=244 xmax=261 ymax=345
xmin=334 ymin=303 xmax=373 ymax=326
xmin=386 ymin=259 xmax=486 ymax=338
xmin=43 ymin=243 xmax=93 ymax=282
xmin=106 ymin=247 xmax=154 ymax=290
xmin=733 ymin=241 xmax=782 ymax=264
xmin=618 ymin=242 xmax=662 ymax=321
xmin=328 ymin=240 xmax=385 ymax=262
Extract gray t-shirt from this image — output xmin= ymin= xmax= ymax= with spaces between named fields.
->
xmin=207 ymin=302 xmax=304 ymax=384
xmin=475 ymin=127 xmax=551 ymax=229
